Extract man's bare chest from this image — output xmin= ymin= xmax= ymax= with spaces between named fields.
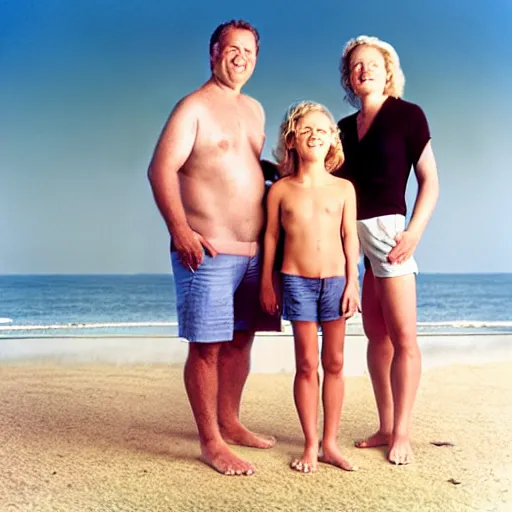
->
xmin=195 ymin=105 xmax=262 ymax=155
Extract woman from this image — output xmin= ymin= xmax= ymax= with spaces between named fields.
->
xmin=336 ymin=35 xmax=439 ymax=465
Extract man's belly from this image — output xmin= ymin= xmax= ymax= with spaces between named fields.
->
xmin=185 ymin=204 xmax=265 ymax=243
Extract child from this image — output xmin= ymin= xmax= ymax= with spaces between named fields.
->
xmin=261 ymin=101 xmax=360 ymax=472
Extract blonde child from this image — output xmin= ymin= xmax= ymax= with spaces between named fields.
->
xmin=261 ymin=101 xmax=360 ymax=472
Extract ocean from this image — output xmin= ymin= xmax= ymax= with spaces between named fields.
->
xmin=0 ymin=273 xmax=511 ymax=337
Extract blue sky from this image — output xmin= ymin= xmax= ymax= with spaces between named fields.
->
xmin=1 ymin=0 xmax=511 ymax=274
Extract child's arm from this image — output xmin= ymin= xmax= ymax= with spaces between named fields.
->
xmin=340 ymin=181 xmax=360 ymax=318
xmin=260 ymin=182 xmax=282 ymax=315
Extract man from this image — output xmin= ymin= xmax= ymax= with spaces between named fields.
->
xmin=148 ymin=20 xmax=278 ymax=476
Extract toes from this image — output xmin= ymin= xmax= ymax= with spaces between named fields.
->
xmin=290 ymin=459 xmax=317 ymax=473
xmin=389 ymin=451 xmax=411 ymax=465
xmin=291 ymin=459 xmax=304 ymax=472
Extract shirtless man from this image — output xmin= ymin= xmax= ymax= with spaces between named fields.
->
xmin=148 ymin=20 xmax=277 ymax=476
xmin=261 ymin=101 xmax=360 ymax=473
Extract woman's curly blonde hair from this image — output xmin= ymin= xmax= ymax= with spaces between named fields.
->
xmin=340 ymin=35 xmax=405 ymax=108
xmin=273 ymin=101 xmax=344 ymax=177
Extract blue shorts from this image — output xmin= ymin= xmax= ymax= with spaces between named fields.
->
xmin=281 ymin=273 xmax=346 ymax=323
xmin=171 ymin=250 xmax=281 ymax=343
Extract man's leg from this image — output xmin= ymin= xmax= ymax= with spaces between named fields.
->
xmin=355 ymin=268 xmax=395 ymax=449
xmin=217 ymin=330 xmax=276 ymax=448
xmin=375 ymin=273 xmax=420 ymax=465
xmin=184 ymin=341 xmax=255 ymax=475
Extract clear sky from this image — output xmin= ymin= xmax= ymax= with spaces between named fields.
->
xmin=1 ymin=0 xmax=511 ymax=274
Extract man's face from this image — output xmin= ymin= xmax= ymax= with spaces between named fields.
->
xmin=292 ymin=111 xmax=333 ymax=163
xmin=349 ymin=45 xmax=388 ymax=99
xmin=212 ymin=28 xmax=257 ymax=89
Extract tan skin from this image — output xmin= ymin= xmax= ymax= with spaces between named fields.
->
xmin=148 ymin=28 xmax=275 ymax=476
xmin=261 ymin=111 xmax=360 ymax=472
xmin=347 ymin=44 xmax=439 ymax=465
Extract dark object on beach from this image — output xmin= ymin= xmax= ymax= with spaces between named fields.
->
xmin=447 ymin=478 xmax=461 ymax=485
xmin=430 ymin=441 xmax=455 ymax=447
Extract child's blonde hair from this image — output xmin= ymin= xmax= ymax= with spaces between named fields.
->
xmin=273 ymin=101 xmax=344 ymax=177
xmin=339 ymin=35 xmax=405 ymax=108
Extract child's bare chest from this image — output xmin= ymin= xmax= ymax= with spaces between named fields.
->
xmin=281 ymin=188 xmax=343 ymax=223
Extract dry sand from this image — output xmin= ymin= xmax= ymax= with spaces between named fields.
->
xmin=1 ymin=355 xmax=511 ymax=511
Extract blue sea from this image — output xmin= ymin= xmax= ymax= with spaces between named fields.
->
xmin=0 ymin=274 xmax=511 ymax=337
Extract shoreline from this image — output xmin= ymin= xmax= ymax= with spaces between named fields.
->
xmin=1 ymin=332 xmax=512 ymax=376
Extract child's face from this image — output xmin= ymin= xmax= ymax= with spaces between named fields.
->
xmin=292 ymin=111 xmax=333 ymax=163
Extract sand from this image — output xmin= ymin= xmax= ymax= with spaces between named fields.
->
xmin=1 ymin=343 xmax=511 ymax=511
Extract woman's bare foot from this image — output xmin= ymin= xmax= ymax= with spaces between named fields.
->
xmin=388 ymin=435 xmax=413 ymax=465
xmin=355 ymin=431 xmax=391 ymax=449
xmin=200 ymin=440 xmax=255 ymax=475
xmin=319 ymin=443 xmax=358 ymax=471
xmin=290 ymin=445 xmax=318 ymax=473
xmin=220 ymin=422 xmax=276 ymax=449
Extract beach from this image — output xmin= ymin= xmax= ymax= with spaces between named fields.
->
xmin=1 ymin=334 xmax=511 ymax=511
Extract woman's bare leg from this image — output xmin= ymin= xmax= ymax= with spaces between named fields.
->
xmin=355 ymin=268 xmax=394 ymax=449
xmin=376 ymin=274 xmax=420 ymax=465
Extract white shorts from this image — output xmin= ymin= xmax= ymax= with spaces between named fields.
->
xmin=357 ymin=214 xmax=418 ymax=278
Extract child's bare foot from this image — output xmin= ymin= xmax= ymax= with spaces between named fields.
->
xmin=290 ymin=445 xmax=318 ymax=473
xmin=355 ymin=431 xmax=390 ymax=449
xmin=200 ymin=440 xmax=255 ymax=476
xmin=319 ymin=444 xmax=358 ymax=471
xmin=220 ymin=422 xmax=276 ymax=449
xmin=388 ymin=435 xmax=413 ymax=465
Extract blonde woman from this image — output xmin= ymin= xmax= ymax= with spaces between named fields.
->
xmin=337 ymin=36 xmax=439 ymax=465
xmin=261 ymin=101 xmax=360 ymax=472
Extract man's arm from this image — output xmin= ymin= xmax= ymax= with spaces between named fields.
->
xmin=260 ymin=182 xmax=282 ymax=314
xmin=147 ymin=97 xmax=207 ymax=269
xmin=246 ymin=95 xmax=266 ymax=155
xmin=388 ymin=141 xmax=439 ymax=264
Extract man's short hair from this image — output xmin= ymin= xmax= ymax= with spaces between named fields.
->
xmin=209 ymin=20 xmax=260 ymax=59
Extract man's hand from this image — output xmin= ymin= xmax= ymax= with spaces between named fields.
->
xmin=387 ymin=230 xmax=419 ymax=265
xmin=260 ymin=281 xmax=279 ymax=315
xmin=341 ymin=281 xmax=360 ymax=319
xmin=173 ymin=229 xmax=218 ymax=271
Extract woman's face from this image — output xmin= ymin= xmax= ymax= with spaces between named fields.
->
xmin=349 ymin=45 xmax=388 ymax=99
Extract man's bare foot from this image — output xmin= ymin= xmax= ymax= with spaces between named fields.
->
xmin=220 ymin=422 xmax=276 ymax=449
xmin=200 ymin=440 xmax=255 ymax=476
xmin=388 ymin=435 xmax=413 ymax=465
xmin=319 ymin=444 xmax=358 ymax=471
xmin=290 ymin=445 xmax=318 ymax=473
xmin=354 ymin=431 xmax=390 ymax=449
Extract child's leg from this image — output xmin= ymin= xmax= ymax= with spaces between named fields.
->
xmin=291 ymin=320 xmax=320 ymax=473
xmin=318 ymin=318 xmax=357 ymax=471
